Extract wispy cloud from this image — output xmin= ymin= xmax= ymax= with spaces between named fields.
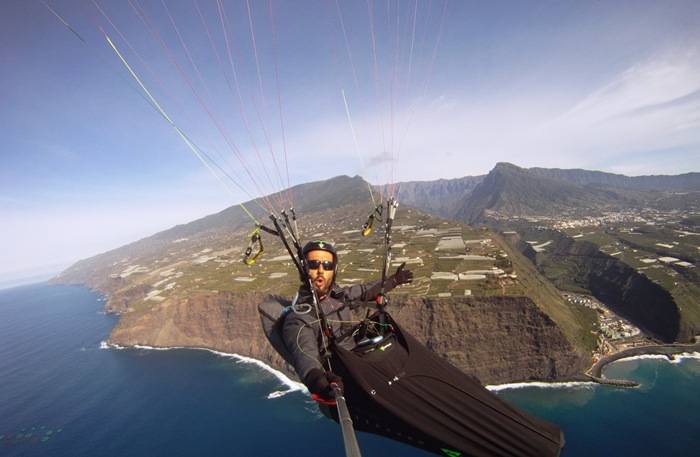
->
xmin=532 ymin=51 xmax=700 ymax=166
xmin=31 ymin=139 xmax=79 ymax=160
xmin=368 ymin=151 xmax=395 ymax=167
xmin=383 ymin=49 xmax=700 ymax=179
xmin=574 ymin=56 xmax=699 ymax=114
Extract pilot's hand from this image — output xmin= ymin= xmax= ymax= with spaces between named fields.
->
xmin=304 ymin=368 xmax=344 ymax=402
xmin=392 ymin=262 xmax=413 ymax=286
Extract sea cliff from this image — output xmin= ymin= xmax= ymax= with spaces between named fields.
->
xmin=50 ymin=175 xmax=603 ymax=386
xmin=108 ymin=292 xmax=589 ymax=385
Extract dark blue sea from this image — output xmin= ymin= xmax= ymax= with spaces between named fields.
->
xmin=1 ymin=284 xmax=699 ymax=456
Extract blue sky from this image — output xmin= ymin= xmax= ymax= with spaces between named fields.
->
xmin=1 ymin=0 xmax=699 ymax=279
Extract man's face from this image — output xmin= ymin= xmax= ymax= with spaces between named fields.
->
xmin=307 ymin=250 xmax=335 ymax=297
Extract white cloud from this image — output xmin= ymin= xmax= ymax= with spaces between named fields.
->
xmin=529 ymin=55 xmax=700 ymax=167
xmin=569 ymin=57 xmax=700 ymax=118
xmin=366 ymin=50 xmax=700 ymax=180
xmin=33 ymin=139 xmax=79 ymax=160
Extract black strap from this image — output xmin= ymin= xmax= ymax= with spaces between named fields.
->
xmin=258 ymin=224 xmax=279 ymax=236
xmin=268 ymin=214 xmax=306 ymax=281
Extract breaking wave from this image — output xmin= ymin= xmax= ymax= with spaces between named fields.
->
xmin=213 ymin=351 xmax=306 ymax=399
xmin=100 ymin=342 xmax=305 ymax=399
xmin=486 ymin=381 xmax=595 ymax=392
xmin=610 ymin=351 xmax=700 ymax=365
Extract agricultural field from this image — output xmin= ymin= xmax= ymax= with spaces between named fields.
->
xmin=523 ymin=219 xmax=699 ymax=295
xmin=108 ymin=206 xmax=529 ymax=313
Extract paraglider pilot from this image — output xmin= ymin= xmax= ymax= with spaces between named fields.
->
xmin=283 ymin=240 xmax=413 ymax=402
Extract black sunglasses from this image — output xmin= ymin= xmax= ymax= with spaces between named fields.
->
xmin=307 ymin=260 xmax=335 ymax=271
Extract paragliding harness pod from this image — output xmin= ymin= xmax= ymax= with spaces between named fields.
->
xmin=257 ymin=299 xmax=565 ymax=457
xmin=256 ymin=198 xmax=400 ymax=405
xmin=258 ymin=297 xmax=295 ymax=367
xmin=328 ymin=310 xmax=565 ymax=457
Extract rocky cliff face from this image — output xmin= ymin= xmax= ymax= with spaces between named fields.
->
xmin=390 ymin=296 xmax=587 ymax=383
xmin=108 ymin=292 xmax=588 ymax=385
xmin=392 ymin=175 xmax=485 ymax=218
xmin=518 ymin=232 xmax=687 ymax=343
xmin=110 ymin=292 xmax=298 ymax=379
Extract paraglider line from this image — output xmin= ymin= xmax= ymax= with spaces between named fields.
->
xmin=341 ymin=88 xmax=377 ymax=207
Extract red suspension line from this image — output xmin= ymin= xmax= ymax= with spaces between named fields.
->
xmin=93 ymin=0 xmax=267 ymax=210
xmin=386 ymin=0 xmax=396 ymax=196
xmin=333 ymin=0 xmax=381 ymax=192
xmin=130 ymin=0 xmax=281 ymax=212
xmin=396 ymin=0 xmax=451 ymax=202
xmin=214 ymin=0 xmax=286 ymax=211
xmin=145 ymin=0 xmax=275 ymax=210
xmin=132 ymin=0 xmax=291 ymax=212
xmin=367 ymin=0 xmax=388 ymax=196
xmin=214 ymin=0 xmax=279 ymax=211
xmin=268 ymin=0 xmax=293 ymax=207
xmin=244 ymin=0 xmax=288 ymax=211
xmin=389 ymin=0 xmax=414 ymax=197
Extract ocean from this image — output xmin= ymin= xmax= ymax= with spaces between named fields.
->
xmin=1 ymin=283 xmax=698 ymax=456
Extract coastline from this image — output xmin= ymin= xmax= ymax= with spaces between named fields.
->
xmin=8 ymin=283 xmax=700 ymax=457
xmin=490 ymin=346 xmax=700 ymax=390
xmin=102 ymin=341 xmax=307 ymax=399
xmin=102 ymin=339 xmax=699 ymax=394
xmin=587 ymin=343 xmax=700 ymax=378
xmin=92 ymin=265 xmax=698 ymax=393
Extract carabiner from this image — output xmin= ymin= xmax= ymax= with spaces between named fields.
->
xmin=362 ymin=204 xmax=383 ymax=236
xmin=243 ymin=227 xmax=264 ymax=265
xmin=362 ymin=213 xmax=375 ymax=236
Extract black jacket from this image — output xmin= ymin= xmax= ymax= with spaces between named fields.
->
xmin=282 ymin=278 xmax=394 ymax=382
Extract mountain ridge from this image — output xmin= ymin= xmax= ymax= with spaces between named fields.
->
xmin=389 ymin=175 xmax=485 ymax=218
xmin=394 ymin=163 xmax=700 ymax=222
xmin=527 ymin=167 xmax=700 ymax=190
xmin=454 ymin=163 xmax=646 ymax=225
xmin=394 ymin=163 xmax=700 ymax=345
